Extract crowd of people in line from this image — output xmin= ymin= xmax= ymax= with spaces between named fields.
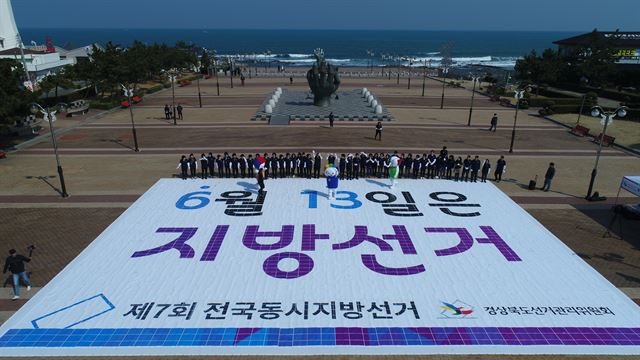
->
xmin=175 ymin=146 xmax=509 ymax=184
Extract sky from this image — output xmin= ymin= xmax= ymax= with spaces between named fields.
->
xmin=12 ymin=0 xmax=640 ymax=31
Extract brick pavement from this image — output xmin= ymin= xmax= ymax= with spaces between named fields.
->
xmin=1 ymin=75 xmax=639 ymax=359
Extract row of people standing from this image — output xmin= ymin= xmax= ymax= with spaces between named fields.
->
xmin=175 ymin=147 xmax=508 ymax=183
xmin=177 ymin=152 xmax=330 ymax=180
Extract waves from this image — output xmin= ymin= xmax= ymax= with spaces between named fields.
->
xmin=219 ymin=53 xmax=519 ymax=69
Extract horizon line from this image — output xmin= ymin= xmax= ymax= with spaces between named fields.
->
xmin=18 ymin=27 xmax=593 ymax=33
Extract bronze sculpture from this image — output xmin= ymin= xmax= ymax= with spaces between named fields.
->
xmin=306 ymin=48 xmax=341 ymax=107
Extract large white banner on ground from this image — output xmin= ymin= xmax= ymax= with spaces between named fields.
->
xmin=1 ymin=179 xmax=639 ymax=356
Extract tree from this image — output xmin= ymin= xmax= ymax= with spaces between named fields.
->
xmin=38 ymin=67 xmax=76 ymax=100
xmin=0 ymin=59 xmax=36 ymax=129
xmin=575 ymin=31 xmax=617 ymax=87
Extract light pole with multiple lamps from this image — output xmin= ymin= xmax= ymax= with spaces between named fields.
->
xmin=440 ymin=67 xmax=449 ymax=109
xmin=30 ymin=103 xmax=68 ymax=197
xmin=508 ymin=89 xmax=526 ymax=153
xmin=467 ymin=75 xmax=480 ymax=126
xmin=167 ymin=70 xmax=178 ymax=125
xmin=120 ymin=84 xmax=139 ymax=152
xmin=586 ymin=105 xmax=628 ymax=200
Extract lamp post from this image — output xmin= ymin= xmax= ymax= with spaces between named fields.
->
xmin=586 ymin=106 xmax=628 ymax=200
xmin=467 ymin=75 xmax=480 ymax=126
xmin=421 ymin=59 xmax=427 ymax=97
xmin=508 ymin=89 xmax=526 ymax=153
xmin=440 ymin=67 xmax=449 ymax=109
xmin=120 ymin=84 xmax=139 ymax=152
xmin=30 ymin=103 xmax=68 ymax=197
xmin=192 ymin=64 xmax=202 ymax=108
xmin=167 ymin=70 xmax=178 ymax=126
xmin=396 ymin=55 xmax=401 ymax=85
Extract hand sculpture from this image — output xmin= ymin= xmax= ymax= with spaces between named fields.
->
xmin=307 ymin=49 xmax=341 ymax=107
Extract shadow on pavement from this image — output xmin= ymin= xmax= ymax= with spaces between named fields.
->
xmin=575 ymin=206 xmax=640 ymax=250
xmin=25 ymin=175 xmax=63 ymax=197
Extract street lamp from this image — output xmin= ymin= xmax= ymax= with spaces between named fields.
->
xmin=440 ymin=67 xmax=449 ymax=109
xmin=193 ymin=66 xmax=203 ymax=108
xmin=30 ymin=103 xmax=68 ymax=197
xmin=508 ymin=89 xmax=527 ymax=153
xmin=120 ymin=84 xmax=139 ymax=152
xmin=586 ymin=106 xmax=628 ymax=200
xmin=396 ymin=55 xmax=401 ymax=85
xmin=167 ymin=69 xmax=178 ymax=125
xmin=421 ymin=59 xmax=428 ymax=97
xmin=467 ymin=75 xmax=480 ymax=126
xmin=229 ymin=56 xmax=234 ymax=89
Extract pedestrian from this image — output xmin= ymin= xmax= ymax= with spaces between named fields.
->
xmin=247 ymin=154 xmax=254 ymax=177
xmin=257 ymin=167 xmax=265 ymax=193
xmin=481 ymin=159 xmax=491 ymax=182
xmin=278 ymin=154 xmax=286 ymax=178
xmin=188 ymin=154 xmax=197 ymax=178
xmin=352 ymin=155 xmax=360 ymax=179
xmin=542 ymin=162 xmax=555 ymax=192
xmin=412 ymin=154 xmax=421 ymax=179
xmin=470 ymin=155 xmax=481 ymax=182
xmin=199 ymin=153 xmax=208 ymax=179
xmin=177 ymin=155 xmax=189 ymax=180
xmin=426 ymin=150 xmax=437 ymax=178
xmin=329 ymin=112 xmax=335 ymax=128
xmin=289 ymin=76 xmax=293 ymax=84
xmin=223 ymin=152 xmax=231 ymax=178
xmin=216 ymin=155 xmax=224 ymax=178
xmin=313 ymin=152 xmax=322 ymax=179
xmin=285 ymin=153 xmax=292 ymax=177
xmin=346 ymin=154 xmax=354 ymax=180
xmin=494 ymin=155 xmax=507 ymax=182
xmin=177 ymin=104 xmax=184 ymax=120
xmin=420 ymin=153 xmax=428 ymax=178
xmin=3 ymin=249 xmax=32 ymax=300
xmin=454 ymin=157 xmax=462 ymax=181
xmin=240 ymin=154 xmax=248 ymax=178
xmin=446 ymin=155 xmax=455 ymax=180
xmin=240 ymin=75 xmax=245 ymax=86
xmin=489 ymin=113 xmax=498 ymax=132
xmin=339 ymin=154 xmax=346 ymax=180
xmin=374 ymin=121 xmax=383 ymax=140
xmin=164 ymin=104 xmax=171 ymax=120
xmin=270 ymin=153 xmax=278 ymax=179
xmin=207 ymin=152 xmax=216 ymax=178
xmin=462 ymin=155 xmax=471 ymax=182
xmin=231 ymin=154 xmax=240 ymax=178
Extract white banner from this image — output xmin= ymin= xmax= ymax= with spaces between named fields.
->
xmin=1 ymin=179 xmax=639 ymax=356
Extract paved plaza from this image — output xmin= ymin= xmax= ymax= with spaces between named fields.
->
xmin=1 ymin=75 xmax=639 ymax=359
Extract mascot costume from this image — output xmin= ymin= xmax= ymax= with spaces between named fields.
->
xmin=388 ymin=153 xmax=400 ymax=189
xmin=324 ymin=164 xmax=339 ymax=200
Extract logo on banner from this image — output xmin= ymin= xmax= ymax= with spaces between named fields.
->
xmin=439 ymin=300 xmax=475 ymax=319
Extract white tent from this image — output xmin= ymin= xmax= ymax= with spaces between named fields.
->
xmin=620 ymin=176 xmax=640 ymax=197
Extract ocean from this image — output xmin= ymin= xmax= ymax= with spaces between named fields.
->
xmin=20 ymin=29 xmax=579 ymax=69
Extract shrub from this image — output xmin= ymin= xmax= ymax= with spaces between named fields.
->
xmin=91 ymin=99 xmax=120 ymax=110
xmin=146 ymin=85 xmax=164 ymax=94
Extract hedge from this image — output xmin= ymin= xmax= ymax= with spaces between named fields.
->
xmin=91 ymin=99 xmax=120 ymax=110
xmin=527 ymin=97 xmax=589 ymax=108
xmin=537 ymin=88 xmax=575 ymax=98
xmin=146 ymin=84 xmax=164 ymax=94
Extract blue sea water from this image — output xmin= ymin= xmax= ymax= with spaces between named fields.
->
xmin=20 ymin=29 xmax=579 ymax=69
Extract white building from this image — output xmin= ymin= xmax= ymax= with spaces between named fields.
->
xmin=0 ymin=0 xmax=80 ymax=82
xmin=0 ymin=0 xmax=20 ymax=50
